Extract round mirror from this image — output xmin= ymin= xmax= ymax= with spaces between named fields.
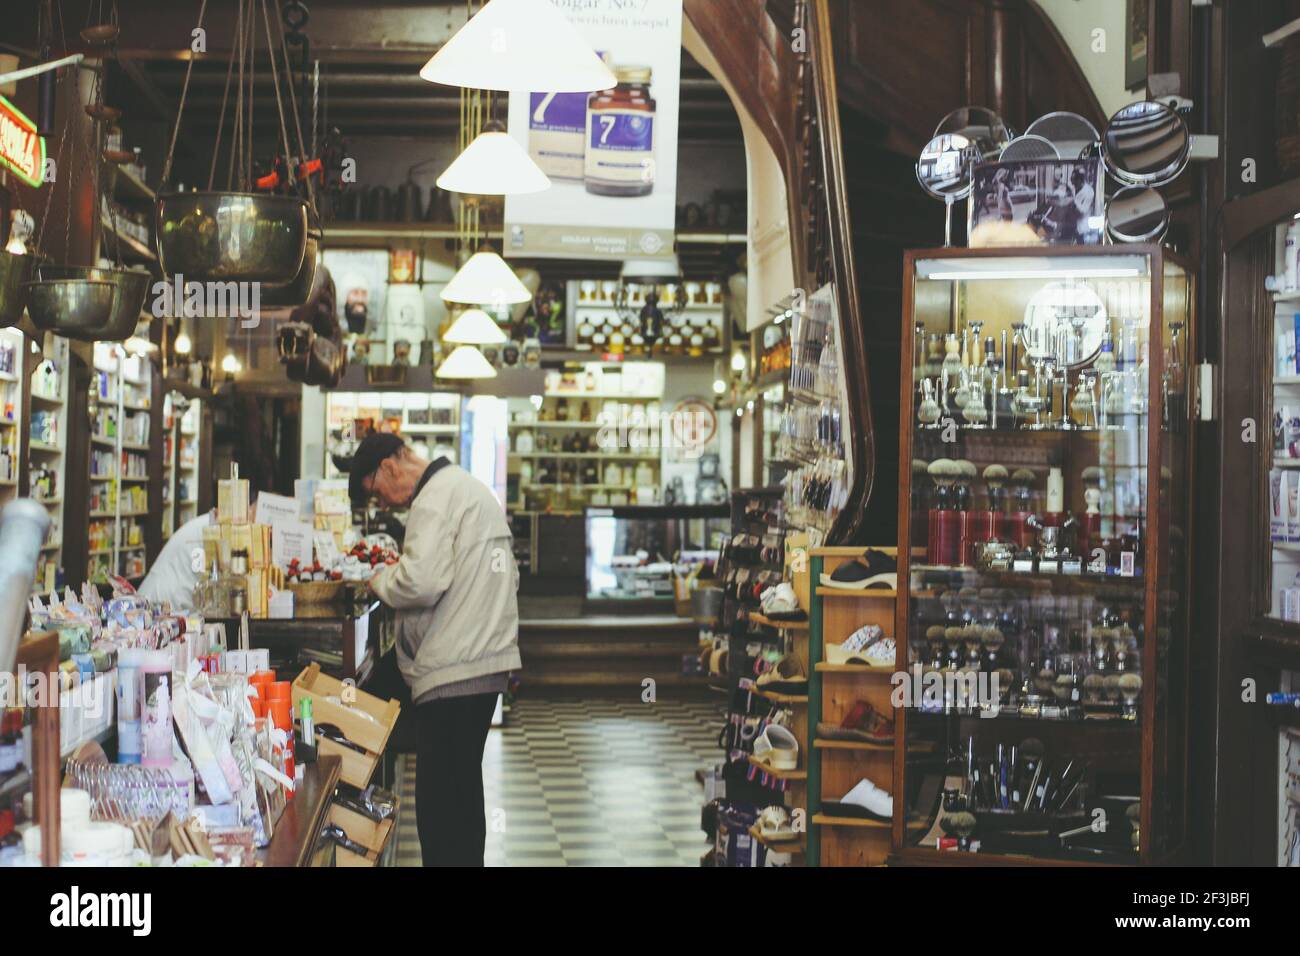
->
xmin=999 ymin=134 xmax=1060 ymax=163
xmin=1101 ymin=100 xmax=1190 ymax=187
xmin=1025 ymin=111 xmax=1101 ymax=160
xmin=1021 ymin=280 xmax=1109 ymax=368
xmin=1105 ymin=185 xmax=1169 ymax=243
xmin=933 ymin=106 xmax=1012 ymax=164
xmin=916 ymin=133 xmax=975 ymax=200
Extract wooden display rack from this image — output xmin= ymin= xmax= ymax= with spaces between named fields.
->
xmin=806 ymin=547 xmax=903 ymax=867
xmin=16 ymin=631 xmax=60 ymax=867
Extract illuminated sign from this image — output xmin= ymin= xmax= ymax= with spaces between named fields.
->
xmin=0 ymin=94 xmax=44 ymax=188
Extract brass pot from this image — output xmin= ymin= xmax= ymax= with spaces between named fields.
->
xmin=38 ymin=265 xmax=152 ymax=341
xmin=25 ymin=274 xmax=119 ymax=341
xmin=0 ymin=252 xmax=35 ymax=328
xmin=156 ymin=191 xmax=308 ymax=284
xmin=261 ymin=224 xmax=320 ymax=308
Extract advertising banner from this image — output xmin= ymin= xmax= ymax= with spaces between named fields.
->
xmin=505 ymin=0 xmax=683 ymax=260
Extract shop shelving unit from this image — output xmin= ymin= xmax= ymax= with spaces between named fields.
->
xmin=88 ymin=344 xmax=153 ymax=584
xmin=894 ymin=246 xmax=1193 ymax=865
xmin=567 ymin=279 xmax=727 ymax=356
xmin=27 ymin=337 xmax=70 ymax=594
xmin=324 ymin=391 xmax=461 ymax=482
xmin=508 ymin=362 xmax=664 ymax=513
xmin=805 ymin=547 xmax=902 ymax=867
xmin=0 ymin=329 xmax=24 ymax=508
xmin=161 ymin=392 xmax=203 ymax=540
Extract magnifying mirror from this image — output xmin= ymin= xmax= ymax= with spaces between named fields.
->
xmin=1021 ymin=280 xmax=1109 ymax=368
xmin=916 ymin=133 xmax=975 ymax=246
xmin=1105 ymin=185 xmax=1170 ymax=243
xmin=1101 ymin=100 xmax=1190 ymax=187
xmin=934 ymin=106 xmax=1012 ymax=163
xmin=1025 ymin=112 xmax=1100 ymax=161
xmin=1000 ymin=134 xmax=1060 ymax=163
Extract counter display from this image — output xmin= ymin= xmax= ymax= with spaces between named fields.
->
xmin=584 ymin=504 xmax=727 ymax=609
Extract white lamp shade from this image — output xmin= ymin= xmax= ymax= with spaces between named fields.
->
xmin=436 ymin=344 xmax=498 ymax=379
xmin=437 ymin=131 xmax=551 ymax=195
xmin=622 ymin=256 xmax=682 ymax=282
xmin=441 ymin=251 xmax=532 ymax=306
xmin=444 ymin=308 xmax=508 ymax=345
xmin=419 ymin=0 xmax=616 ymax=92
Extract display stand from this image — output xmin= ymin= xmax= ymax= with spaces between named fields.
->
xmin=806 ymin=547 xmax=901 ymax=867
xmin=27 ymin=337 xmax=70 ymax=594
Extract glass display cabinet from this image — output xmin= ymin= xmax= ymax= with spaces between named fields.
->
xmin=894 ymin=246 xmax=1193 ymax=864
xmin=584 ymin=504 xmax=727 ymax=610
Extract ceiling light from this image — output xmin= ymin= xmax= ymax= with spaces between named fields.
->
xmin=174 ymin=330 xmax=192 ymax=355
xmin=435 ymin=344 xmax=498 ymax=379
xmin=712 ymin=378 xmax=726 ymax=395
xmin=221 ymin=352 xmax=242 ymax=374
xmin=123 ymin=336 xmax=158 ymax=356
xmin=437 ymin=123 xmax=551 ymax=195
xmin=441 ymin=251 xmax=532 ymax=306
xmin=730 ymin=351 xmax=747 ymax=373
xmin=419 ymin=0 xmax=616 ymax=93
xmin=444 ymin=308 xmax=508 ymax=345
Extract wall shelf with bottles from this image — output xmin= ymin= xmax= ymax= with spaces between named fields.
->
xmin=895 ymin=246 xmax=1193 ymax=866
xmin=0 ymin=330 xmax=23 ymax=508
xmin=28 ymin=337 xmax=70 ymax=595
xmin=569 ymin=279 xmax=726 ymax=356
xmin=89 ymin=345 xmax=154 ymax=583
xmin=508 ymin=363 xmax=666 ymax=512
xmin=324 ymin=391 xmax=462 ymax=482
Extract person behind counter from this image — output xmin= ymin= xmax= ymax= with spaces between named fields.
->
xmin=348 ymin=433 xmax=520 ymax=867
xmin=137 ymin=494 xmax=257 ymax=611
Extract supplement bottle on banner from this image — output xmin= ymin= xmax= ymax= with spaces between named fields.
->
xmin=585 ymin=66 xmax=656 ymax=197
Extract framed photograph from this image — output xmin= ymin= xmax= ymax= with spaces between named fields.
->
xmin=1126 ymin=0 xmax=1149 ymax=92
xmin=968 ymin=157 xmax=1105 ymax=247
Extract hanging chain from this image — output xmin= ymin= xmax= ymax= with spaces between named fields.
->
xmin=208 ymin=0 xmax=242 ymax=191
xmin=161 ymin=0 xmax=209 ymax=188
xmin=272 ymin=2 xmax=315 ymax=210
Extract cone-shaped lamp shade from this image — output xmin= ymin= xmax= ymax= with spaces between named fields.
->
xmin=444 ymin=308 xmax=508 ymax=345
xmin=419 ymin=0 xmax=616 ymax=92
xmin=441 ymin=251 xmax=532 ymax=305
xmin=435 ymin=344 xmax=498 ymax=379
xmin=437 ymin=130 xmax=551 ymax=195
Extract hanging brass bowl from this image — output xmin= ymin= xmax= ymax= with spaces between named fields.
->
xmin=156 ymin=191 xmax=308 ymax=284
xmin=84 ymin=104 xmax=122 ymax=122
xmin=0 ymin=251 xmax=35 ymax=328
xmin=80 ymin=24 xmax=121 ymax=44
xmin=261 ymin=219 xmax=321 ymax=308
xmin=36 ymin=265 xmax=153 ymax=341
xmin=25 ymin=273 xmax=119 ymax=342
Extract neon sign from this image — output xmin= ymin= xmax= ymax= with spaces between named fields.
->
xmin=0 ymin=94 xmax=45 ymax=188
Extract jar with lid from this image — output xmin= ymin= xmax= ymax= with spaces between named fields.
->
xmin=585 ymin=66 xmax=656 ymax=197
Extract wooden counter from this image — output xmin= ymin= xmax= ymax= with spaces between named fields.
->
xmin=215 ymin=600 xmax=393 ymax=683
xmin=258 ymin=755 xmax=341 ymax=868
xmin=518 ymin=613 xmax=709 ymax=692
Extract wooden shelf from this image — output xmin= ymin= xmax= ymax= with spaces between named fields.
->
xmin=816 ymin=587 xmax=898 ymax=599
xmin=748 ymin=611 xmax=809 ymax=630
xmin=748 ymin=825 xmax=806 ymax=853
xmin=814 ymin=662 xmax=894 ymax=674
xmin=747 ymin=756 xmax=807 ymax=781
xmin=814 ymin=738 xmax=894 ymax=752
xmin=28 ymin=442 xmax=61 ymax=454
xmin=811 ymin=813 xmax=890 ymax=829
xmin=100 ymin=218 xmax=156 ymax=263
xmin=751 ymin=687 xmax=808 ymax=706
xmin=29 ymin=393 xmax=64 ymax=406
xmin=509 ymin=452 xmax=659 ymax=461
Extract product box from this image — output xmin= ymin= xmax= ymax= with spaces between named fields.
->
xmin=528 ymin=90 xmax=592 ymax=182
xmin=217 ymin=474 xmax=250 ymax=524
xmin=1273 ymin=468 xmax=1286 ymax=541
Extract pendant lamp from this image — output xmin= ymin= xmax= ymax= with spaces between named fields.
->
xmin=436 ymin=344 xmax=498 ymax=379
xmin=444 ymin=307 xmax=508 ymax=345
xmin=441 ymin=251 xmax=532 ymax=306
xmin=419 ymin=0 xmax=616 ymax=92
xmin=437 ymin=122 xmax=550 ymax=195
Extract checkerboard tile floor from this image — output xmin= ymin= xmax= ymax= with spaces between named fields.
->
xmin=395 ymin=696 xmax=721 ymax=866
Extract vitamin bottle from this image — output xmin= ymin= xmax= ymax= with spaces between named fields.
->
xmin=585 ymin=66 xmax=656 ymax=197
